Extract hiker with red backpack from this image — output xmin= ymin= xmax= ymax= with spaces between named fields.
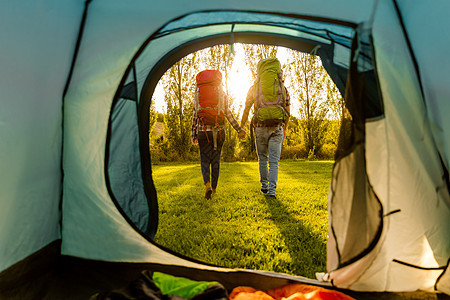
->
xmin=240 ymin=58 xmax=290 ymax=199
xmin=192 ymin=69 xmax=246 ymax=199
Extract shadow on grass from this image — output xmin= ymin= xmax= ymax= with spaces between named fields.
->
xmin=151 ymin=164 xmax=199 ymax=189
xmin=221 ymin=161 xmax=328 ymax=277
xmin=261 ymin=193 xmax=327 ymax=277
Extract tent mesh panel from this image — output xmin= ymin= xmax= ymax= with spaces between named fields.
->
xmin=330 ymin=30 xmax=383 ymax=268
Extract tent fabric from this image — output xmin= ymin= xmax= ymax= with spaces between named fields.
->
xmin=108 ymin=97 xmax=150 ymax=234
xmin=0 ymin=1 xmax=83 ymax=272
xmin=0 ymin=0 xmax=449 ymax=298
xmin=396 ymin=0 xmax=450 ymax=173
xmin=107 ymin=63 xmax=155 ymax=236
xmin=326 ymin=0 xmax=450 ymax=291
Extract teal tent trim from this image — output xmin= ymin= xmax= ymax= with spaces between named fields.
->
xmin=106 ymin=62 xmax=158 ymax=237
xmin=119 ymin=82 xmax=138 ymax=102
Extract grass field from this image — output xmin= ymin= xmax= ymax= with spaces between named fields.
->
xmin=152 ymin=160 xmax=333 ymax=279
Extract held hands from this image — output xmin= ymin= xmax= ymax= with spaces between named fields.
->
xmin=238 ymin=129 xmax=246 ymax=140
xmin=192 ymin=138 xmax=198 ymax=146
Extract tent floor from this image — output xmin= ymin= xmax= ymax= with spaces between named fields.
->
xmin=0 ymin=241 xmax=448 ymax=300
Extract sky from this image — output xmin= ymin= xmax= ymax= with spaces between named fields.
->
xmin=151 ymin=44 xmax=292 ymax=118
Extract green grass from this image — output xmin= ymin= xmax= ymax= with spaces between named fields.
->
xmin=152 ymin=160 xmax=333 ymax=279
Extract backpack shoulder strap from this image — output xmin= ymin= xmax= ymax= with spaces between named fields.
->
xmin=278 ymin=77 xmax=290 ymax=118
xmin=254 ymin=75 xmax=263 ymax=108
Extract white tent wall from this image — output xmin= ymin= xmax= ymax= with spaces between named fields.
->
xmin=397 ymin=0 xmax=450 ymax=175
xmin=326 ymin=0 xmax=450 ymax=292
xmin=373 ymin=0 xmax=450 ymax=291
xmin=0 ymin=1 xmax=83 ymax=272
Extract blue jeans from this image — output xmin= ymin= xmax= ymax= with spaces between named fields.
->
xmin=255 ymin=126 xmax=284 ymax=196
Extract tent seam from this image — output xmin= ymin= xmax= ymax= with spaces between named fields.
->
xmin=59 ymin=0 xmax=93 ymax=242
xmin=392 ymin=259 xmax=445 ymax=271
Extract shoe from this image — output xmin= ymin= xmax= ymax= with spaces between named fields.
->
xmin=260 ymin=188 xmax=268 ymax=194
xmin=205 ymin=188 xmax=212 ymax=199
xmin=205 ymin=182 xmax=213 ymax=199
xmin=266 ymin=194 xmax=276 ymax=199
xmin=212 ymin=188 xmax=216 ymax=194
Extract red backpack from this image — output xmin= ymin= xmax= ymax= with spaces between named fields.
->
xmin=195 ymin=70 xmax=225 ymax=126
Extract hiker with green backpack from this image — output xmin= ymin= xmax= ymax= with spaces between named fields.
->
xmin=240 ymin=58 xmax=290 ymax=199
xmin=192 ymin=69 xmax=246 ymax=199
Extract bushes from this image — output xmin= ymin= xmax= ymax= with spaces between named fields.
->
xmin=317 ymin=143 xmax=336 ymax=160
xmin=280 ymin=142 xmax=335 ymax=160
xmin=149 ymin=121 xmax=337 ymax=163
xmin=281 ymin=143 xmax=307 ymax=160
xmin=150 ymin=135 xmax=199 ymax=163
xmin=150 ymin=135 xmax=336 ymax=163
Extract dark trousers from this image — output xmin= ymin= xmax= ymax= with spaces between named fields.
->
xmin=198 ymin=129 xmax=225 ymax=189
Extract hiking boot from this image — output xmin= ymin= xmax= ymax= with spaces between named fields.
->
xmin=205 ymin=182 xmax=213 ymax=199
xmin=260 ymin=188 xmax=268 ymax=194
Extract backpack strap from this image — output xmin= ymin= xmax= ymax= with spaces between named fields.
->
xmin=278 ymin=75 xmax=290 ymax=118
xmin=200 ymin=118 xmax=210 ymax=144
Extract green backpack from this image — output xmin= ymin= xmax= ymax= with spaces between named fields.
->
xmin=253 ymin=58 xmax=289 ymax=124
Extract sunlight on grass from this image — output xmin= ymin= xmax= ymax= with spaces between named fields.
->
xmin=152 ymin=160 xmax=333 ymax=279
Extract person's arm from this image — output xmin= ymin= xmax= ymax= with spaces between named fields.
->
xmin=222 ymin=94 xmax=245 ymax=139
xmin=283 ymin=88 xmax=291 ymax=139
xmin=240 ymin=105 xmax=251 ymax=129
xmin=241 ymin=86 xmax=254 ymax=129
xmin=225 ymin=104 xmax=244 ymax=134
xmin=283 ymin=104 xmax=290 ymax=139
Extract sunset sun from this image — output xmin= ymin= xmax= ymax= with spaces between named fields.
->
xmin=226 ymin=52 xmax=253 ymax=115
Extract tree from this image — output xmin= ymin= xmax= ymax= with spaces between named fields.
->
xmin=323 ymin=74 xmax=344 ymax=150
xmin=325 ymin=75 xmax=345 ymax=122
xmin=149 ymin=101 xmax=157 ymax=133
xmin=156 ymin=112 xmax=164 ymax=123
xmin=161 ymin=53 xmax=199 ymax=158
xmin=148 ymin=101 xmax=158 ymax=148
xmin=284 ymin=49 xmax=329 ymax=158
xmin=199 ymin=44 xmax=234 ymax=75
xmin=198 ymin=44 xmax=235 ymax=107
xmin=242 ymin=44 xmax=278 ymax=80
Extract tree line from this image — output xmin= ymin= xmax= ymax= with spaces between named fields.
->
xmin=149 ymin=44 xmax=344 ymax=162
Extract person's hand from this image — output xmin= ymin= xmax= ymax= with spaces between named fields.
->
xmin=238 ymin=129 xmax=246 ymax=140
xmin=192 ymin=139 xmax=198 ymax=145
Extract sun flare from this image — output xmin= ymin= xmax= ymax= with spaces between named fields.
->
xmin=226 ymin=56 xmax=253 ymax=116
xmin=227 ymin=69 xmax=252 ymax=104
